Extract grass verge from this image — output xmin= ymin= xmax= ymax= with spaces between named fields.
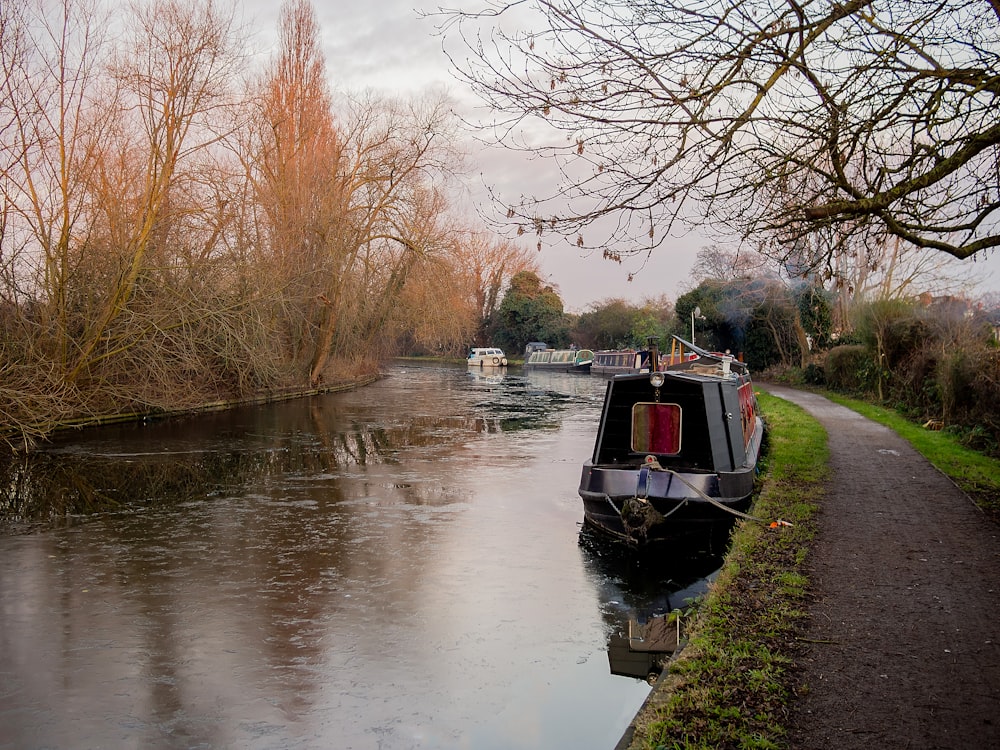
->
xmin=623 ymin=391 xmax=828 ymax=750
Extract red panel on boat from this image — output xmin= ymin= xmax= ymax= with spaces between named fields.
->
xmin=630 ymin=402 xmax=682 ymax=455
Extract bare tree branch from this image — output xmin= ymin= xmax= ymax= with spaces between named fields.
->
xmin=437 ymin=0 xmax=1000 ymax=264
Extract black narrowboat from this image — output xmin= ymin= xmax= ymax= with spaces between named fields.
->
xmin=578 ymin=336 xmax=764 ymax=546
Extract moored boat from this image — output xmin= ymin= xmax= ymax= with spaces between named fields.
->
xmin=578 ymin=336 xmax=764 ymax=546
xmin=591 ymin=349 xmax=654 ymax=376
xmin=467 ymin=347 xmax=508 ymax=368
xmin=524 ymin=348 xmax=594 ymax=373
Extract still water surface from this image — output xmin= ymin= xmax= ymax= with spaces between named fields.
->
xmin=0 ymin=363 xmax=720 ymax=749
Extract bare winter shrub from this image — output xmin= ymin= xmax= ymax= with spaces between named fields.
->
xmin=963 ymin=347 xmax=1000 ymax=452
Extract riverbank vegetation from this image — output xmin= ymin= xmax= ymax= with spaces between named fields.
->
xmin=0 ymin=0 xmax=539 ymax=450
xmin=786 ymin=298 xmax=1000 ymax=464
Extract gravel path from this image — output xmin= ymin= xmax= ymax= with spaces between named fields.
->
xmin=764 ymin=386 xmax=1000 ymax=749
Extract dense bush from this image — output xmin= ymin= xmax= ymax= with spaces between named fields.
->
xmin=802 ymin=362 xmax=825 ymax=386
xmin=823 ymin=345 xmax=869 ymax=392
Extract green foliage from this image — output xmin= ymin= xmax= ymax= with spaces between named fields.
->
xmin=575 ymin=299 xmax=639 ymax=349
xmin=795 ymin=285 xmax=834 ymax=348
xmin=493 ymin=271 xmax=570 ymax=353
xmin=823 ymin=345 xmax=869 ymax=392
xmin=820 ymin=299 xmax=1000 ymax=456
xmin=937 ymin=349 xmax=975 ymax=421
xmin=630 ymin=311 xmax=668 ymax=348
xmin=801 ymin=362 xmax=825 ymax=385
xmin=852 ymin=298 xmax=919 ymax=367
xmin=744 ymin=295 xmax=802 ymax=371
xmin=573 ymin=296 xmax=677 ymax=350
xmin=675 ymin=285 xmax=724 ymax=352
xmin=677 ymin=280 xmax=805 ymax=370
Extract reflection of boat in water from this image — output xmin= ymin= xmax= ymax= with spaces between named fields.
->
xmin=578 ymin=528 xmax=721 ymax=682
xmin=579 ymin=336 xmax=764 ymax=547
xmin=523 ymin=348 xmax=594 ymax=373
xmin=608 ymin=616 xmax=680 ymax=682
xmin=467 ymin=368 xmax=505 ymax=385
xmin=467 ymin=347 xmax=508 ymax=368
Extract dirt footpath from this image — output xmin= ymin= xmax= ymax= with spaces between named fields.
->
xmin=764 ymin=386 xmax=1000 ymax=749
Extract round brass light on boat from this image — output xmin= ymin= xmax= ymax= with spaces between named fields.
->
xmin=649 ymin=372 xmax=665 ymax=388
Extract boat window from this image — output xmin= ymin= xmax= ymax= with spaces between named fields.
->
xmin=631 ymin=402 xmax=682 ymax=455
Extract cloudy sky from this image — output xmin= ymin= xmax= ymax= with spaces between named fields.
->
xmin=242 ymin=0 xmax=998 ymax=311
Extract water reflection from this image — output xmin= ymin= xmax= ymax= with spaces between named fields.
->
xmin=0 ymin=366 xmax=582 ymax=532
xmin=0 ymin=363 xmax=720 ymax=749
xmin=578 ymin=528 xmax=723 ymax=681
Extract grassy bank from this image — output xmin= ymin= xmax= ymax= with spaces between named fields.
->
xmin=622 ymin=391 xmax=827 ymax=749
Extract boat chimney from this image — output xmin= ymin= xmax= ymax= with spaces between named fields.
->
xmin=646 ymin=336 xmax=660 ymax=372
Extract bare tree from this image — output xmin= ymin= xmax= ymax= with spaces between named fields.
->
xmin=692 ymin=245 xmax=775 ymax=283
xmin=394 ymin=250 xmax=477 ymax=356
xmin=456 ymin=229 xmax=539 ymax=340
xmin=241 ymin=0 xmax=345 ymax=377
xmin=305 ymin=92 xmax=462 ymax=384
xmin=439 ymin=0 xmax=1000 ymax=265
xmin=241 ymin=0 xmax=465 ymax=385
xmin=0 ymin=0 xmax=112 ymax=363
xmin=65 ymin=0 xmax=244 ymax=383
xmin=388 ymin=224 xmax=540 ymax=355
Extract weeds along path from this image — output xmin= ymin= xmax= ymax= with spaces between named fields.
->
xmin=764 ymin=386 xmax=1000 ymax=749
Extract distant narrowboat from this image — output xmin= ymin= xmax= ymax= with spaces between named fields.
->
xmin=590 ymin=349 xmax=654 ymax=376
xmin=524 ymin=348 xmax=594 ymax=374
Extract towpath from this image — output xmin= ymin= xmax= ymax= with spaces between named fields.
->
xmin=764 ymin=386 xmax=1000 ymax=749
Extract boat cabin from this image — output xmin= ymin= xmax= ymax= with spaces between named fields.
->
xmin=592 ymin=370 xmax=757 ymax=475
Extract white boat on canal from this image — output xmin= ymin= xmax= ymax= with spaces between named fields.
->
xmin=467 ymin=347 xmax=508 ymax=368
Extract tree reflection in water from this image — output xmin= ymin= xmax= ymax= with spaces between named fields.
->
xmin=0 ymin=364 xmax=673 ymax=750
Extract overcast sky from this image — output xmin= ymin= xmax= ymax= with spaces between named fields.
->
xmin=241 ymin=0 xmax=998 ymax=311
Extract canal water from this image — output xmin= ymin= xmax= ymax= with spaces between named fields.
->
xmin=0 ymin=362 xmax=721 ymax=750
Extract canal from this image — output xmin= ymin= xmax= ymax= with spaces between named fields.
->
xmin=0 ymin=362 xmax=721 ymax=749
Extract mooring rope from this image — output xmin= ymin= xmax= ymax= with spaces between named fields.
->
xmin=601 ymin=461 xmax=769 ymax=525
xmin=656 ymin=466 xmax=768 ymax=524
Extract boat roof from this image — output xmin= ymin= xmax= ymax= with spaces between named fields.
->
xmin=663 ymin=335 xmax=749 ymax=377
